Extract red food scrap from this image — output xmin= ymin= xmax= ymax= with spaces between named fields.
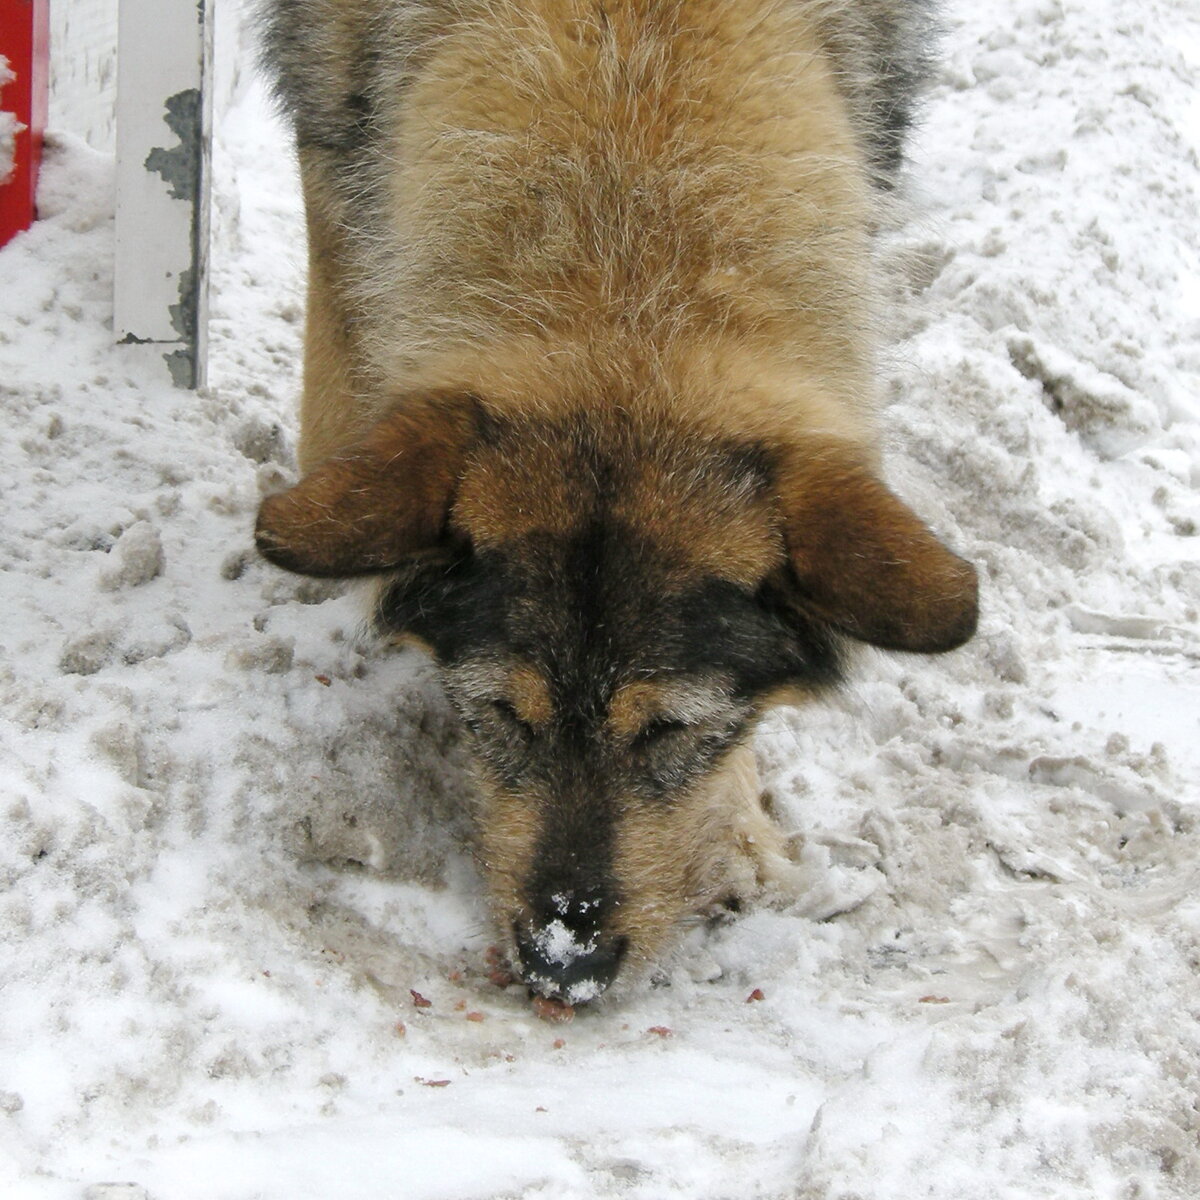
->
xmin=485 ymin=945 xmax=516 ymax=988
xmin=647 ymin=1026 xmax=673 ymax=1038
xmin=531 ymin=995 xmax=576 ymax=1023
xmin=314 ymin=674 xmax=332 ymax=687
xmin=465 ymin=1011 xmax=485 ymax=1023
xmin=415 ymin=1077 xmax=451 ymax=1088
xmin=410 ymin=989 xmax=432 ymax=1009
xmin=746 ymin=988 xmax=765 ymax=1003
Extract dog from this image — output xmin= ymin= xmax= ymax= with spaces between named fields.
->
xmin=254 ymin=0 xmax=977 ymax=1007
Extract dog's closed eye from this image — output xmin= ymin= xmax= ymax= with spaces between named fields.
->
xmin=632 ymin=718 xmax=691 ymax=749
xmin=489 ymin=698 xmax=535 ymax=739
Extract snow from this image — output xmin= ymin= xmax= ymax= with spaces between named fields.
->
xmin=1 ymin=0 xmax=1198 ymax=1196
xmin=536 ymin=920 xmax=596 ymax=970
xmin=526 ymin=918 xmax=604 ymax=1006
xmin=1 ymin=55 xmax=22 ymax=187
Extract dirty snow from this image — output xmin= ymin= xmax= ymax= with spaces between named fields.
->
xmin=1 ymin=0 xmax=1198 ymax=1196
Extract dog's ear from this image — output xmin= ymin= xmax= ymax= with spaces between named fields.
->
xmin=777 ymin=442 xmax=978 ymax=653
xmin=255 ymin=396 xmax=480 ymax=577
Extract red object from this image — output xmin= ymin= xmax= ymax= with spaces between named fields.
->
xmin=0 ymin=0 xmax=50 ymax=249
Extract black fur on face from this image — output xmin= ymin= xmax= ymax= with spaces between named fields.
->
xmin=377 ymin=415 xmax=843 ymax=729
xmin=377 ymin=528 xmax=843 ymax=785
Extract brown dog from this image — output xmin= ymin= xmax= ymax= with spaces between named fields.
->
xmin=255 ymin=0 xmax=976 ymax=1006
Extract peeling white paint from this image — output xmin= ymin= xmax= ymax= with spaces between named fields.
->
xmin=113 ymin=0 xmax=213 ymax=388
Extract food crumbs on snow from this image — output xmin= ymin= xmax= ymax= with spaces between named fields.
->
xmin=393 ymin=1022 xmax=407 ymax=1037
xmin=746 ymin=988 xmax=765 ymax=1003
xmin=647 ymin=1026 xmax=673 ymax=1038
xmin=485 ymin=945 xmax=516 ymax=988
xmin=465 ymin=1011 xmax=485 ymax=1022
xmin=415 ymin=1077 xmax=451 ymax=1088
xmin=920 ymin=995 xmax=952 ymax=1005
xmin=410 ymin=989 xmax=432 ymax=1009
xmin=531 ymin=995 xmax=575 ymax=1023
xmin=314 ymin=674 xmax=332 ymax=686
xmin=552 ymin=1038 xmax=565 ymax=1050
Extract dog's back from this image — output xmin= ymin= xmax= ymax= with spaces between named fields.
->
xmin=261 ymin=0 xmax=936 ymax=468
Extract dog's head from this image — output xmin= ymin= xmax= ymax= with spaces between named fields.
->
xmin=256 ymin=394 xmax=977 ymax=1003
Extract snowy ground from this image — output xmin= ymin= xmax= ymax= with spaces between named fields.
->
xmin=2 ymin=1 xmax=1199 ymax=1197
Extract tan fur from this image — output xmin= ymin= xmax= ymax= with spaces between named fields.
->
xmin=608 ymin=436 xmax=783 ymax=587
xmin=257 ymin=394 xmax=478 ymax=576
xmin=474 ymin=779 xmax=542 ymax=932
xmin=607 ymin=681 xmax=668 ymax=743
xmin=450 ymin=417 xmax=784 ymax=586
xmin=296 ymin=0 xmax=878 ymax=471
xmin=449 ymin=432 xmax=590 ymax=548
xmin=296 ymin=153 xmax=368 ymax=474
xmin=608 ymin=678 xmax=741 ymax=743
xmin=611 ymin=740 xmax=799 ymax=965
xmin=505 ymin=664 xmax=554 ymax=731
xmin=777 ymin=438 xmax=979 ymax=650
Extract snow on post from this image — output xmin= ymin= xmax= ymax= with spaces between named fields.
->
xmin=0 ymin=0 xmax=50 ymax=249
xmin=48 ymin=0 xmax=119 ymax=153
xmin=114 ymin=0 xmax=213 ymax=390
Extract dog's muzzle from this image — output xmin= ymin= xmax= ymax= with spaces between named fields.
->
xmin=515 ymin=918 xmax=628 ymax=1005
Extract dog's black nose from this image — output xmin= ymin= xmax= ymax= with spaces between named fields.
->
xmin=515 ymin=923 xmax=628 ymax=1005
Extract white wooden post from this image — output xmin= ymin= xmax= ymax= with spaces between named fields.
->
xmin=114 ymin=0 xmax=213 ymax=389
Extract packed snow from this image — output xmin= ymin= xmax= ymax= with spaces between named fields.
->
xmin=1 ymin=0 xmax=1198 ymax=1196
